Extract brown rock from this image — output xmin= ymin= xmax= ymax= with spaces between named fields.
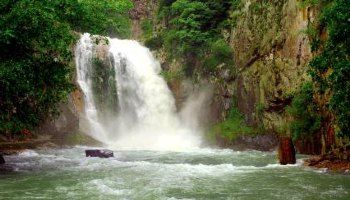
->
xmin=278 ymin=136 xmax=296 ymax=165
xmin=85 ymin=149 xmax=114 ymax=158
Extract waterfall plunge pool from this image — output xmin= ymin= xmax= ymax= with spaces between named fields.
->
xmin=1 ymin=147 xmax=349 ymax=200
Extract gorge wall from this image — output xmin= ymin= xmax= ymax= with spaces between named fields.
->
xmin=129 ymin=0 xmax=321 ymax=152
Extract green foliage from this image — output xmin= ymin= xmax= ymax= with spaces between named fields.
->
xmin=141 ymin=19 xmax=154 ymax=39
xmin=211 ymin=106 xmax=255 ymax=141
xmin=0 ymin=0 xmax=132 ymax=135
xmin=255 ymin=102 xmax=265 ymax=121
xmin=308 ymin=0 xmax=350 ymax=136
xmin=286 ymin=83 xmax=322 ymax=140
xmin=158 ymin=0 xmax=240 ymax=74
xmin=163 ymin=0 xmax=211 ymax=56
xmin=203 ymin=39 xmax=234 ymax=72
xmin=160 ymin=70 xmax=184 ymax=81
xmin=159 ymin=0 xmax=177 ymax=8
xmin=299 ymin=0 xmax=322 ymax=8
xmin=144 ymin=35 xmax=164 ymax=50
xmin=71 ymin=0 xmax=133 ymax=37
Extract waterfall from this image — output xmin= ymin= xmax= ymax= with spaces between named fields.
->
xmin=75 ymin=33 xmax=201 ymax=150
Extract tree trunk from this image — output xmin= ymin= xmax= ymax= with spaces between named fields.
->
xmin=278 ymin=136 xmax=296 ymax=165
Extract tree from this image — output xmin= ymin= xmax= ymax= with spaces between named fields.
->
xmin=0 ymin=0 xmax=132 ymax=136
xmin=309 ymin=0 xmax=350 ymax=136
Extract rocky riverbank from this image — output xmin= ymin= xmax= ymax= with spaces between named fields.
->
xmin=304 ymin=154 xmax=350 ymax=173
xmin=0 ymin=132 xmax=100 ymax=155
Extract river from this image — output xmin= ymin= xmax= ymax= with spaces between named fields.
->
xmin=1 ymin=147 xmax=349 ymax=199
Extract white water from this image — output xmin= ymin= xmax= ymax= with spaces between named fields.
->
xmin=3 ymin=147 xmax=350 ymax=200
xmin=75 ymin=33 xmax=201 ymax=150
xmin=75 ymin=34 xmax=110 ymax=142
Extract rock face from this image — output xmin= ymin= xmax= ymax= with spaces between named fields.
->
xmin=130 ymin=0 xmax=158 ymax=40
xmin=278 ymin=137 xmax=296 ymax=165
xmin=34 ymin=93 xmax=81 ymax=137
xmin=231 ymin=134 xmax=279 ymax=151
xmin=216 ymin=134 xmax=278 ymax=151
xmin=85 ymin=149 xmax=114 ymax=158
xmin=231 ymin=0 xmax=313 ymax=131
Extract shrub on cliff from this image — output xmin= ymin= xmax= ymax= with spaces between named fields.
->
xmin=157 ymin=0 xmax=239 ymax=74
xmin=211 ymin=107 xmax=254 ymax=142
xmin=286 ymin=82 xmax=321 ymax=141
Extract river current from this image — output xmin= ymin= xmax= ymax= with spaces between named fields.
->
xmin=1 ymin=147 xmax=349 ymax=200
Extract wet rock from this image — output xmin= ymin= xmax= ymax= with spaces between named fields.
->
xmin=278 ymin=136 xmax=296 ymax=165
xmin=231 ymin=134 xmax=278 ymax=151
xmin=215 ymin=134 xmax=278 ymax=152
xmin=304 ymin=149 xmax=350 ymax=172
xmin=0 ymin=155 xmax=5 ymax=164
xmin=304 ymin=155 xmax=350 ymax=172
xmin=304 ymin=156 xmax=324 ymax=166
xmin=85 ymin=149 xmax=114 ymax=158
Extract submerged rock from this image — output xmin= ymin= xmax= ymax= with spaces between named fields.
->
xmin=85 ymin=149 xmax=114 ymax=158
xmin=0 ymin=155 xmax=5 ymax=164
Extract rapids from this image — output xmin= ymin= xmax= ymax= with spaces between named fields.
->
xmin=1 ymin=147 xmax=349 ymax=199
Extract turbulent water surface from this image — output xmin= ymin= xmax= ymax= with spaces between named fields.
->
xmin=1 ymin=147 xmax=350 ymax=200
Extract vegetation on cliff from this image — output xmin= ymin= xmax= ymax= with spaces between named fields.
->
xmin=0 ymin=0 xmax=132 ymax=137
xmin=284 ymin=0 xmax=349 ymax=160
xmin=286 ymin=82 xmax=321 ymax=141
xmin=210 ymin=106 xmax=255 ymax=144
xmin=308 ymin=0 xmax=350 ymax=137
xmin=144 ymin=0 xmax=349 ymax=162
xmin=150 ymin=0 xmax=238 ymax=75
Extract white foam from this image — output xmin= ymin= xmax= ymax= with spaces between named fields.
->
xmin=86 ymin=179 xmax=131 ymax=196
xmin=75 ymin=34 xmax=203 ymax=151
xmin=18 ymin=150 xmax=39 ymax=157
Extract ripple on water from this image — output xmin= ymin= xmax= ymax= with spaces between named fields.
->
xmin=1 ymin=147 xmax=350 ymax=200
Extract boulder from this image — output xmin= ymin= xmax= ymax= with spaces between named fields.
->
xmin=0 ymin=155 xmax=5 ymax=164
xmin=85 ymin=149 xmax=114 ymax=158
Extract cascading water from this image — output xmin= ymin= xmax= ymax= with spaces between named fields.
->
xmin=75 ymin=33 xmax=201 ymax=150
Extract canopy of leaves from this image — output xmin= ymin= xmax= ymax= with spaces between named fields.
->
xmin=0 ymin=0 xmax=132 ymax=135
xmin=156 ymin=0 xmax=240 ymax=75
xmin=162 ymin=0 xmax=234 ymax=54
xmin=308 ymin=0 xmax=350 ymax=136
